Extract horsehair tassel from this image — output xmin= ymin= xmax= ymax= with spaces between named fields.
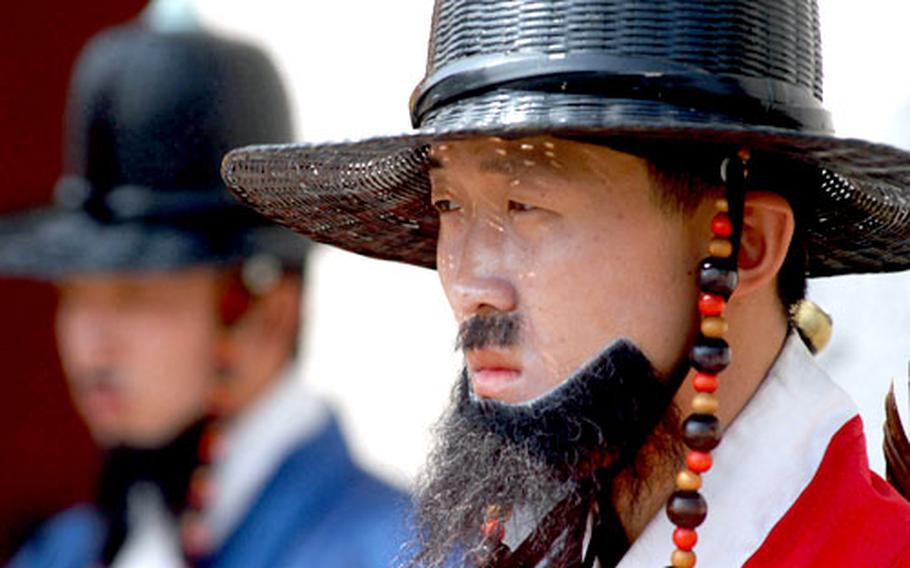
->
xmin=665 ymin=150 xmax=748 ymax=568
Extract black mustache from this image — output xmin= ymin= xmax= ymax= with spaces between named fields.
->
xmin=455 ymin=313 xmax=521 ymax=351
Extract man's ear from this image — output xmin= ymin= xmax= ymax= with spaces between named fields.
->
xmin=735 ymin=192 xmax=795 ymax=298
xmin=212 ymin=274 xmax=302 ymax=412
xmin=223 ymin=276 xmax=302 ymax=350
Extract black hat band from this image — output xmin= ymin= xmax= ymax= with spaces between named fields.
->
xmin=55 ymin=176 xmax=239 ymax=224
xmin=410 ymin=52 xmax=832 ymax=133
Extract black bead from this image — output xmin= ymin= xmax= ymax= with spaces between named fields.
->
xmin=690 ymin=337 xmax=731 ymax=374
xmin=682 ymin=413 xmax=722 ymax=451
xmin=666 ymin=491 xmax=707 ymax=528
xmin=471 ymin=538 xmax=510 ymax=566
xmin=698 ymin=258 xmax=739 ymax=298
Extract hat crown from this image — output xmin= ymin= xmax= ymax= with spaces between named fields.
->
xmin=412 ymin=0 xmax=829 ymax=131
xmin=64 ymin=24 xmax=292 ymax=203
xmin=427 ymin=0 xmax=822 ymax=98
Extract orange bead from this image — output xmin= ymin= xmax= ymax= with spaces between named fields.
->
xmin=673 ymin=527 xmax=698 ymax=551
xmin=708 ymin=238 xmax=733 ymax=258
xmin=715 ymin=198 xmax=729 ymax=213
xmin=676 ymin=469 xmax=702 ymax=491
xmin=700 ymin=316 xmax=728 ymax=338
xmin=692 ymin=393 xmax=719 ymax=414
xmin=672 ymin=549 xmax=697 ymax=568
xmin=693 ymin=373 xmax=718 ymax=393
xmin=687 ymin=450 xmax=713 ymax=473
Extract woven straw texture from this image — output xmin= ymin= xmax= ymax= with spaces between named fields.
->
xmin=222 ymin=0 xmax=910 ymax=277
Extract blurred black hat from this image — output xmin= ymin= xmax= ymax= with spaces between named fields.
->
xmin=0 ymin=10 xmax=307 ymax=278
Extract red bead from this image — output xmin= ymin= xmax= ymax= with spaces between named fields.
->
xmin=687 ymin=450 xmax=713 ymax=473
xmin=189 ymin=468 xmax=215 ymax=508
xmin=673 ymin=527 xmax=698 ymax=551
xmin=481 ymin=518 xmax=505 ymax=541
xmin=711 ymin=213 xmax=733 ymax=238
xmin=697 ymin=293 xmax=725 ymax=316
xmin=181 ymin=514 xmax=213 ymax=558
xmin=693 ymin=373 xmax=718 ymax=393
xmin=199 ymin=427 xmax=225 ymax=463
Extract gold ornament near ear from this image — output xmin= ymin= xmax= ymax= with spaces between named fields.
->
xmin=791 ymin=299 xmax=833 ymax=354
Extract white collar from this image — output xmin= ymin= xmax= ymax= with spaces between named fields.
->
xmin=619 ymin=333 xmax=857 ymax=567
xmin=112 ymin=484 xmax=183 ymax=568
xmin=205 ymin=365 xmax=330 ymax=545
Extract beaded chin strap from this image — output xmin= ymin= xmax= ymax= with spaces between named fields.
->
xmin=179 ymin=264 xmax=264 ymax=565
xmin=666 ymin=149 xmax=749 ymax=568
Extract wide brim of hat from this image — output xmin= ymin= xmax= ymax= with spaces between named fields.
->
xmin=222 ymin=101 xmax=910 ymax=277
xmin=0 ymin=206 xmax=307 ymax=280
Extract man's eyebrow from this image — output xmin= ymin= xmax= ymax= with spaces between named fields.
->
xmin=425 ymin=155 xmax=444 ymax=171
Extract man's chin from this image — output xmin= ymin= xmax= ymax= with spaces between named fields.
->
xmin=409 ymin=338 xmax=686 ymax=567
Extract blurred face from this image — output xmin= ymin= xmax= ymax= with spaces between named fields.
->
xmin=56 ymin=269 xmax=220 ymax=448
xmin=431 ymin=136 xmax=710 ymax=403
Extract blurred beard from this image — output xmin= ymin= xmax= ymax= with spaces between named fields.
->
xmin=408 ymin=339 xmax=685 ymax=568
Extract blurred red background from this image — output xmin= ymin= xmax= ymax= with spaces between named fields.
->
xmin=0 ymin=2 xmax=147 ymax=559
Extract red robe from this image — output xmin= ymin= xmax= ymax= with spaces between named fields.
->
xmin=618 ymin=334 xmax=910 ymax=567
xmin=744 ymin=416 xmax=910 ymax=567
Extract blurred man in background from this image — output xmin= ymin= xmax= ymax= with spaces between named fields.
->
xmin=4 ymin=6 xmax=408 ymax=568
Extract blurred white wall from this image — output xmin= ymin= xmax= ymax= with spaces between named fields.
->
xmin=192 ymin=0 xmax=910 ymax=481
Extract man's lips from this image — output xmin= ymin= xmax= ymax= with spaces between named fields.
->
xmin=465 ymin=349 xmax=522 ymax=399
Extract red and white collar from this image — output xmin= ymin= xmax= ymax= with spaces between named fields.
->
xmin=619 ymin=333 xmax=857 ymax=567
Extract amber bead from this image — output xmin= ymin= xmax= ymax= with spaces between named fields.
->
xmin=690 ymin=337 xmax=730 ymax=374
xmin=692 ymin=393 xmax=719 ymax=415
xmin=676 ymin=470 xmax=702 ymax=491
xmin=683 ymin=414 xmax=721 ymax=452
xmin=700 ymin=316 xmax=727 ymax=338
xmin=715 ymin=197 xmax=729 ymax=212
xmin=697 ymin=293 xmax=725 ymax=317
xmin=708 ymin=238 xmax=733 ymax=258
xmin=666 ymin=490 xmax=707 ymax=528
xmin=693 ymin=372 xmax=718 ymax=393
xmin=673 ymin=527 xmax=698 ymax=551
xmin=697 ymin=259 xmax=739 ymax=298
xmin=687 ymin=450 xmax=713 ymax=473
xmin=671 ymin=549 xmax=697 ymax=568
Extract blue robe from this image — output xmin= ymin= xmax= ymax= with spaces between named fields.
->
xmin=9 ymin=417 xmax=411 ymax=568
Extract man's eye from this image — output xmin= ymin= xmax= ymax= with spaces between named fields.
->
xmin=508 ymin=200 xmax=536 ymax=212
xmin=433 ymin=199 xmax=461 ymax=213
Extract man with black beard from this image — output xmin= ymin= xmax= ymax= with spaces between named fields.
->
xmin=221 ymin=0 xmax=910 ymax=566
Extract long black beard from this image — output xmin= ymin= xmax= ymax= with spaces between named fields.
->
xmin=408 ymin=339 xmax=686 ymax=568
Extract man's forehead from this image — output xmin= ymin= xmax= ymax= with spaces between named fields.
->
xmin=58 ymin=268 xmax=218 ymax=293
xmin=427 ymin=135 xmax=648 ymax=186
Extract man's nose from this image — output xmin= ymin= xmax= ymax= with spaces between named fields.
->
xmin=57 ymin=305 xmax=117 ymax=367
xmin=441 ymin=216 xmax=519 ymax=320
xmin=449 ymin=276 xmax=518 ymax=320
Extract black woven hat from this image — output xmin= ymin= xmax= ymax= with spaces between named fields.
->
xmin=222 ymin=0 xmax=910 ymax=277
xmin=0 ymin=20 xmax=307 ymax=279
